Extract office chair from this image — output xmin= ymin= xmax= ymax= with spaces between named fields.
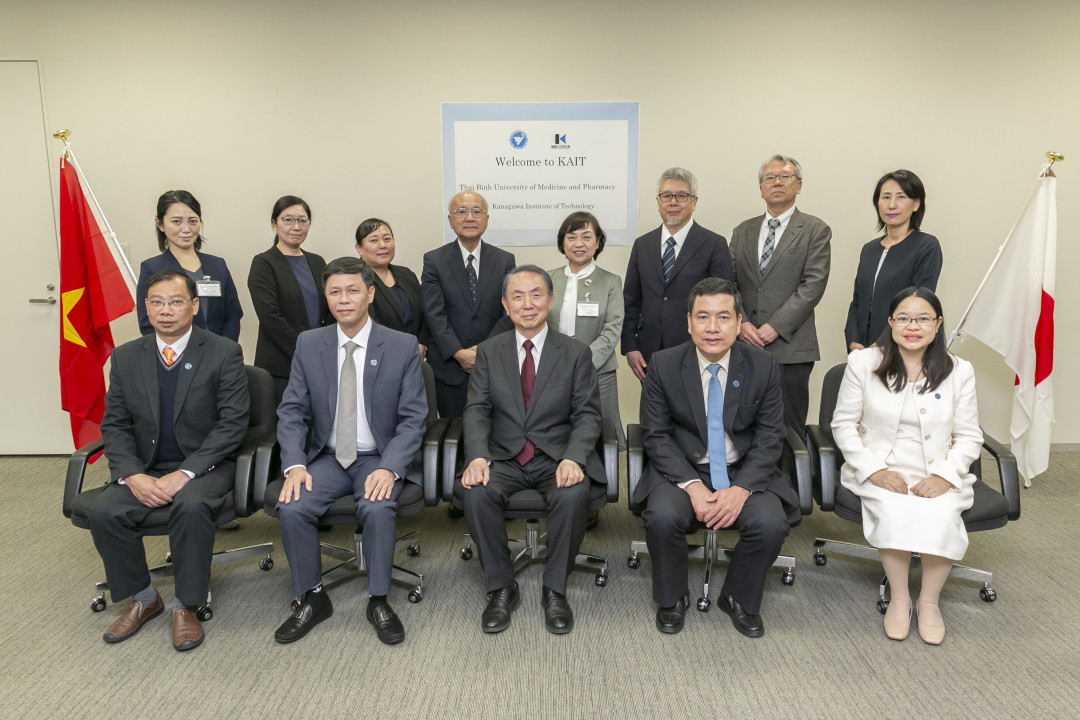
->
xmin=63 ymin=365 xmax=277 ymax=618
xmin=626 ymin=423 xmax=813 ymax=611
xmin=256 ymin=361 xmax=447 ymax=603
xmin=805 ymin=362 xmax=1021 ymax=611
xmin=446 ymin=419 xmax=620 ymax=587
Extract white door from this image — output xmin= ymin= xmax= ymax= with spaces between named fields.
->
xmin=0 ymin=60 xmax=72 ymax=453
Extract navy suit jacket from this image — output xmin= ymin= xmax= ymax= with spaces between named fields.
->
xmin=137 ymin=250 xmax=243 ymax=341
xmin=421 ymin=240 xmax=516 ymax=387
xmin=276 ymin=322 xmax=428 ymax=483
xmin=622 ymin=222 xmax=732 ymax=363
xmin=370 ymin=263 xmax=429 ymax=345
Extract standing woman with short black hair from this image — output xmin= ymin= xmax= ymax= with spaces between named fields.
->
xmin=136 ymin=190 xmax=243 ymax=341
xmin=248 ymin=195 xmax=330 ymax=405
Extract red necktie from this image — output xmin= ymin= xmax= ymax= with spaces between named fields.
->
xmin=163 ymin=347 xmax=176 ymax=366
xmin=516 ymin=339 xmax=535 ymax=465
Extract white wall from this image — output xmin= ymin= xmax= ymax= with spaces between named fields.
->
xmin=7 ymin=0 xmax=1078 ymax=443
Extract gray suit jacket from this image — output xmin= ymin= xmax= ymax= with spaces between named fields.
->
xmin=463 ymin=328 xmax=605 ymax=483
xmin=730 ymin=208 xmax=831 ymax=364
xmin=277 ymin=322 xmax=428 ymax=482
xmin=100 ymin=326 xmax=249 ymax=482
xmin=546 ymin=264 xmax=624 ymax=375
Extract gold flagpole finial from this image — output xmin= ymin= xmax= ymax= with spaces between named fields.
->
xmin=52 ymin=129 xmax=71 ymax=141
xmin=1045 ymin=151 xmax=1064 ymax=166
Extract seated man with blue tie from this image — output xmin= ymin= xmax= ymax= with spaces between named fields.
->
xmin=273 ymin=257 xmax=428 ymax=645
xmin=88 ymin=270 xmax=249 ymax=652
xmin=637 ymin=278 xmax=797 ymax=637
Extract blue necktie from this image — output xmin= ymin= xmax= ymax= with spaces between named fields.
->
xmin=707 ymin=364 xmax=730 ymax=490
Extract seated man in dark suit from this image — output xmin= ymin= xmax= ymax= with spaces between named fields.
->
xmin=88 ymin=270 xmax=249 ymax=651
xmin=461 ymin=265 xmax=603 ymax=635
xmin=637 ymin=278 xmax=796 ymax=637
xmin=273 ymin=257 xmax=427 ymax=646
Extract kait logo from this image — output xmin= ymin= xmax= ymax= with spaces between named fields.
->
xmin=554 ymin=133 xmax=567 ymax=144
xmin=509 ymin=131 xmax=528 ymax=149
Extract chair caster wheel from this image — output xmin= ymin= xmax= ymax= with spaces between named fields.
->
xmin=408 ymin=589 xmax=423 ymax=603
xmin=980 ymin=587 xmax=997 ymax=602
xmin=197 ymin=605 xmax=213 ymax=622
xmin=696 ymin=597 xmax=711 ymax=612
xmin=90 ymin=597 xmax=106 ymax=612
xmin=781 ymin=571 xmax=795 ymax=586
xmin=259 ymin=557 xmax=274 ymax=571
xmin=627 ymin=555 xmax=640 ymax=569
xmin=595 ymin=573 xmax=607 ymax=587
xmin=814 ymin=552 xmax=827 ymax=566
xmin=877 ymin=599 xmax=889 ymax=615
xmin=459 ymin=547 xmax=473 ymax=560
xmin=407 ymin=544 xmax=420 ymax=557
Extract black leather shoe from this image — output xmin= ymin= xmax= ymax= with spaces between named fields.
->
xmin=718 ymin=593 xmax=765 ymax=638
xmin=274 ymin=588 xmax=333 ymax=644
xmin=481 ymin=582 xmax=520 ymax=634
xmin=447 ymin=503 xmax=465 ymax=519
xmin=655 ymin=591 xmax=691 ymax=634
xmin=366 ymin=599 xmax=405 ymax=645
xmin=541 ymin=586 xmax=574 ymax=635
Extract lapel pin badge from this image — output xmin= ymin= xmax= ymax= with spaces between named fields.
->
xmin=584 ymin=278 xmax=592 ymax=286
xmin=370 ymin=359 xmax=377 ymax=366
xmin=935 ymin=393 xmax=941 ymax=399
xmin=184 ymin=363 xmax=192 ymax=370
xmin=732 ymin=380 xmax=740 ymax=388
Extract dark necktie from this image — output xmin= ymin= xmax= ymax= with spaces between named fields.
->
xmin=707 ymin=363 xmax=730 ymax=490
xmin=760 ymin=218 xmax=781 ymax=275
xmin=466 ymin=254 xmax=478 ymax=304
xmin=335 ymin=341 xmax=358 ymax=468
xmin=516 ymin=339 xmax=535 ymax=465
xmin=662 ymin=237 xmax=676 ymax=284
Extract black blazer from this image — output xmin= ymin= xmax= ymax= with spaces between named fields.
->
xmin=247 ymin=246 xmax=330 ymax=378
xmin=421 ymin=240 xmax=516 ymax=387
xmin=622 ymin=222 xmax=732 ymax=363
xmin=844 ymin=231 xmax=942 ymax=348
xmin=137 ymin=250 xmax=243 ymax=341
xmin=370 ymin=264 xmax=429 ymax=345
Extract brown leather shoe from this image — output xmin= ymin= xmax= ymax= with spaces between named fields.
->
xmin=103 ymin=591 xmax=164 ymax=643
xmin=171 ymin=608 xmax=205 ymax=651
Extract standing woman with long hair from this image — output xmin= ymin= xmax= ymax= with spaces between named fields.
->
xmin=832 ymin=287 xmax=982 ymax=644
xmin=136 ymin=190 xmax=243 ymax=340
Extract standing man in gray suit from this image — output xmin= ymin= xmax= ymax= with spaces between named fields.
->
xmin=462 ymin=266 xmax=604 ymax=636
xmin=273 ymin=257 xmax=427 ymax=646
xmin=730 ymin=155 xmax=831 ymax=439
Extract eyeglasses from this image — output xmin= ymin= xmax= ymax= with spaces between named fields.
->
xmin=891 ymin=315 xmax=938 ymax=327
xmin=658 ymin=192 xmax=694 ymax=203
xmin=146 ymin=299 xmax=193 ymax=310
xmin=452 ymin=208 xmax=487 ymax=218
xmin=279 ymin=217 xmax=310 ymax=227
xmin=761 ymin=173 xmax=797 ymax=184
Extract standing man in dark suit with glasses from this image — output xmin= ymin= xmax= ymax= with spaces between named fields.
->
xmin=622 ymin=167 xmax=732 ymax=381
xmin=422 ymin=190 xmax=516 ymax=419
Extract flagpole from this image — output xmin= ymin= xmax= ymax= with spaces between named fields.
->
xmin=52 ymin=130 xmax=138 ymax=285
xmin=946 ymin=152 xmax=1063 ymax=350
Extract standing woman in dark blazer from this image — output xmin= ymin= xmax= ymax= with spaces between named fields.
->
xmin=355 ymin=218 xmax=428 ymax=359
xmin=137 ymin=190 xmax=243 ymax=340
xmin=248 ymin=195 xmax=330 ymax=405
xmin=845 ymin=170 xmax=942 ymax=352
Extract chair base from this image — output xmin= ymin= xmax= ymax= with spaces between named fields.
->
xmin=627 ymin=529 xmax=795 ymax=612
xmin=89 ymin=541 xmax=275 ymax=616
xmin=460 ymin=519 xmax=609 ymax=587
xmin=317 ymin=530 xmax=425 ymax=603
xmin=812 ymin=538 xmax=999 ymax=607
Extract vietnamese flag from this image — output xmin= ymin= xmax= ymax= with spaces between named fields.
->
xmin=58 ymin=158 xmax=134 ymax=448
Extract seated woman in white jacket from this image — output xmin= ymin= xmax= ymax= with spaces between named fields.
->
xmin=832 ymin=287 xmax=982 ymax=645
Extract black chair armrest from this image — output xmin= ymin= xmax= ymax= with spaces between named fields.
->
xmin=805 ymin=424 xmax=839 ymax=511
xmin=64 ymin=438 xmax=105 ymax=518
xmin=785 ymin=426 xmax=814 ymax=516
xmin=441 ymin=418 xmax=464 ymax=502
xmin=599 ymin=418 xmax=619 ymax=502
xmin=981 ymin=428 xmax=1021 ymax=520
xmin=232 ymin=430 xmax=273 ymax=518
xmin=253 ymin=435 xmax=281 ymax=510
xmin=423 ymin=418 xmax=450 ymax=506
xmin=627 ymin=423 xmax=644 ymax=514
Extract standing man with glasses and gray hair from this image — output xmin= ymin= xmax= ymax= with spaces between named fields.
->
xmin=729 ymin=155 xmax=831 ymax=440
xmin=622 ymin=167 xmax=732 ymax=381
xmin=422 ymin=190 xmax=516 ymax=419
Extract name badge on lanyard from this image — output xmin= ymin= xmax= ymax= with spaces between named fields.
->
xmin=196 ymin=277 xmax=222 ymax=297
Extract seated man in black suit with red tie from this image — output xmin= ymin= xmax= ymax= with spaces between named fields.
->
xmin=637 ymin=278 xmax=796 ymax=637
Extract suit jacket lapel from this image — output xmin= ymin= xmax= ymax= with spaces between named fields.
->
xmin=528 ymin=330 xmax=562 ymax=421
xmin=681 ymin=344 xmax=708 ymax=441
xmin=473 ymin=242 xmax=499 ymax=316
xmin=761 ymin=208 xmax=803 ymax=281
xmin=321 ymin=327 xmax=339 ymax=421
xmin=724 ymin=345 xmax=745 ymax=430
xmin=363 ymin=324 xmax=384 ymax=431
xmin=645 ymin=229 xmax=666 ymax=288
xmin=670 ymin=224 xmax=703 ymax=284
xmin=499 ymin=333 xmax=527 ymax=422
xmin=374 ymin=272 xmax=405 ymax=328
xmin=138 ymin=336 xmax=160 ymax=428
xmin=172 ymin=329 xmax=203 ymax=425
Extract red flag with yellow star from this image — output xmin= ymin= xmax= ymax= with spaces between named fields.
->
xmin=59 ymin=158 xmax=134 ymax=448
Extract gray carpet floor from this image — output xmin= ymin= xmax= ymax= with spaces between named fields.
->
xmin=3 ymin=451 xmax=1077 ymax=719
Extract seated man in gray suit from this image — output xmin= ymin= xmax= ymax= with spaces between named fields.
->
xmin=462 ymin=265 xmax=604 ymax=635
xmin=273 ymin=257 xmax=427 ymax=646
xmin=638 ymin=278 xmax=797 ymax=637
xmin=730 ymin=154 xmax=831 ymax=439
xmin=89 ymin=270 xmax=249 ymax=652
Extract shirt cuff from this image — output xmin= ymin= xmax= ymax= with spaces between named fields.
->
xmin=283 ymin=464 xmax=306 ymax=476
xmin=180 ymin=470 xmax=196 ymax=480
xmin=677 ymin=478 xmax=703 ymax=489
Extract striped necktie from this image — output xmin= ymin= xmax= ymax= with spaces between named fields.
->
xmin=662 ymin=237 xmax=676 ymax=284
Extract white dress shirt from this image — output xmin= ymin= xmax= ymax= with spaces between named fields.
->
xmin=677 ymin=347 xmax=739 ymax=489
xmin=558 ymin=261 xmax=596 ymax=337
xmin=458 ymin=239 xmax=484 ymax=280
xmin=660 ymin=218 xmax=695 ymax=261
xmin=757 ymin=205 xmax=797 ymax=263
xmin=327 ymin=320 xmax=377 ymax=454
xmin=515 ymin=325 xmax=548 ymax=373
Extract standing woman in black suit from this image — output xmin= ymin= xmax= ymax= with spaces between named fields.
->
xmin=845 ymin=170 xmax=942 ymax=352
xmin=137 ymin=190 xmax=243 ymax=340
xmin=248 ymin=195 xmax=330 ymax=405
xmin=355 ymin=218 xmax=428 ymax=359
